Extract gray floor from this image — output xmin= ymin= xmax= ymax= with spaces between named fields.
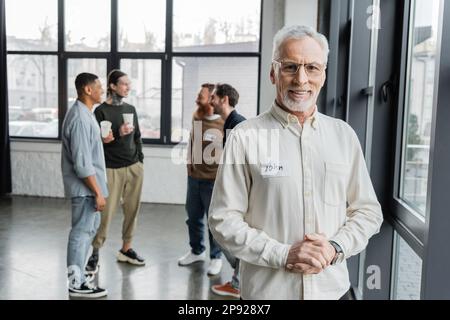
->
xmin=0 ymin=196 xmax=235 ymax=300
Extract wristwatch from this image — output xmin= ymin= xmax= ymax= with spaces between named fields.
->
xmin=329 ymin=241 xmax=345 ymax=265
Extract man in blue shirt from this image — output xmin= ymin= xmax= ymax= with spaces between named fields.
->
xmin=61 ymin=73 xmax=108 ymax=298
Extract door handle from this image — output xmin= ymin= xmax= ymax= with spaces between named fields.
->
xmin=361 ymin=86 xmax=374 ymax=96
xmin=380 ymin=81 xmax=393 ymax=103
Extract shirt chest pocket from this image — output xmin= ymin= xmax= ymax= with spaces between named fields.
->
xmin=324 ymin=162 xmax=349 ymax=206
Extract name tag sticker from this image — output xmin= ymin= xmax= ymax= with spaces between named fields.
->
xmin=260 ymin=163 xmax=288 ymax=178
xmin=204 ymin=133 xmax=216 ymax=142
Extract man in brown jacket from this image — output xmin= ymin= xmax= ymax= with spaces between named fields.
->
xmin=178 ymin=83 xmax=224 ymax=276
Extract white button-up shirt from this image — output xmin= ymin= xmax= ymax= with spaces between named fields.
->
xmin=208 ymin=102 xmax=383 ymax=300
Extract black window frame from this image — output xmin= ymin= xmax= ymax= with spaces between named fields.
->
xmin=391 ymin=0 xmax=445 ymax=256
xmin=391 ymin=0 xmax=450 ymax=299
xmin=5 ymin=0 xmax=263 ymax=145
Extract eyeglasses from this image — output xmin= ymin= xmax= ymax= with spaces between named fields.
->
xmin=272 ymin=60 xmax=325 ymax=78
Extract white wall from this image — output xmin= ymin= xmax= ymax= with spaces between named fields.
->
xmin=11 ymin=142 xmax=65 ymax=198
xmin=11 ymin=141 xmax=187 ymax=204
xmin=259 ymin=0 xmax=286 ymax=113
xmin=259 ymin=0 xmax=319 ymax=113
xmin=284 ymin=0 xmax=318 ymax=29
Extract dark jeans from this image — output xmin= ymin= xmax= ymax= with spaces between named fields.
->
xmin=221 ymin=247 xmax=240 ymax=289
xmin=185 ymin=176 xmax=222 ymax=259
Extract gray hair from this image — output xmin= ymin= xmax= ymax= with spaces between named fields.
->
xmin=272 ymin=25 xmax=330 ymax=65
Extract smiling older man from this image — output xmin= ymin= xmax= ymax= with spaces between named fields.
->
xmin=208 ymin=25 xmax=383 ymax=300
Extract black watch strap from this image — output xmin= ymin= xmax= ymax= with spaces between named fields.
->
xmin=329 ymin=240 xmax=343 ymax=253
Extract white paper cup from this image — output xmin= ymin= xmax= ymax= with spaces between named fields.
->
xmin=122 ymin=113 xmax=134 ymax=128
xmin=100 ymin=120 xmax=112 ymax=138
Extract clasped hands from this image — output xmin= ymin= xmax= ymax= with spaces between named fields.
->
xmin=285 ymin=233 xmax=336 ymax=275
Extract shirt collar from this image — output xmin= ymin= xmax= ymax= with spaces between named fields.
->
xmin=224 ymin=109 xmax=236 ymax=128
xmin=76 ymin=99 xmax=94 ymax=114
xmin=270 ymin=100 xmax=319 ymax=130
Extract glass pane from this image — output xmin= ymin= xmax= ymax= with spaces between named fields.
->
xmin=65 ymin=0 xmax=110 ymax=51
xmin=120 ymin=59 xmax=162 ymax=139
xmin=67 ymin=59 xmax=107 ymax=109
xmin=6 ymin=0 xmax=57 ymax=51
xmin=171 ymin=57 xmax=258 ymax=142
xmin=400 ymin=0 xmax=441 ymax=215
xmin=392 ymin=232 xmax=422 ymax=300
xmin=7 ymin=55 xmax=58 ymax=138
xmin=173 ymin=0 xmax=260 ymax=52
xmin=118 ymin=0 xmax=166 ymax=52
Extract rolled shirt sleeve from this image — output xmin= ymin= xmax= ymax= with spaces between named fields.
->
xmin=70 ymin=120 xmax=96 ymax=179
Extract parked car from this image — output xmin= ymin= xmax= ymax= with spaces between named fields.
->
xmin=38 ymin=119 xmax=58 ymax=137
xmin=30 ymin=108 xmax=58 ymax=122
xmin=9 ymin=106 xmax=26 ymax=121
xmin=9 ymin=120 xmax=57 ymax=138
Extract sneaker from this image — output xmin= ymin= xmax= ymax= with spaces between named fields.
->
xmin=211 ymin=282 xmax=240 ymax=299
xmin=85 ymin=252 xmax=99 ymax=275
xmin=69 ymin=282 xmax=108 ymax=299
xmin=178 ymin=251 xmax=206 ymax=266
xmin=84 ymin=273 xmax=95 ymax=283
xmin=117 ymin=248 xmax=145 ymax=266
xmin=207 ymin=258 xmax=223 ymax=276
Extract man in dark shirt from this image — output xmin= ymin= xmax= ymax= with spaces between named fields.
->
xmin=212 ymin=84 xmax=247 ymax=146
xmin=209 ymin=83 xmax=246 ymax=298
xmin=86 ymin=70 xmax=145 ymax=275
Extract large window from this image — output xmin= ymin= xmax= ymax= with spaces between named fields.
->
xmin=391 ymin=232 xmax=422 ymax=300
xmin=171 ymin=57 xmax=258 ymax=142
xmin=65 ymin=0 xmax=111 ymax=51
xmin=120 ymin=59 xmax=162 ymax=139
xmin=7 ymin=55 xmax=58 ymax=138
xmin=399 ymin=0 xmax=441 ymax=215
xmin=387 ymin=0 xmax=446 ymax=300
xmin=6 ymin=0 xmax=58 ymax=51
xmin=172 ymin=0 xmax=260 ymax=52
xmin=6 ymin=0 xmax=58 ymax=138
xmin=5 ymin=0 xmax=262 ymax=143
xmin=118 ymin=0 xmax=166 ymax=52
xmin=67 ymin=59 xmax=107 ymax=108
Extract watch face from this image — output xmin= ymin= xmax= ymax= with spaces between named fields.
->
xmin=330 ymin=241 xmax=342 ymax=253
xmin=331 ymin=252 xmax=344 ymax=265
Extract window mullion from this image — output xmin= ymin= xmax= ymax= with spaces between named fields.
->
xmin=161 ymin=0 xmax=173 ymax=144
xmin=58 ymin=0 xmax=65 ymax=139
xmin=111 ymin=0 xmax=118 ymax=69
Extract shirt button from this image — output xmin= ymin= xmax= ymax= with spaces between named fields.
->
xmin=304 ymin=191 xmax=311 ymax=197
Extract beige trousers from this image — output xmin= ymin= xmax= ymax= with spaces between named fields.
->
xmin=92 ymin=161 xmax=144 ymax=249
